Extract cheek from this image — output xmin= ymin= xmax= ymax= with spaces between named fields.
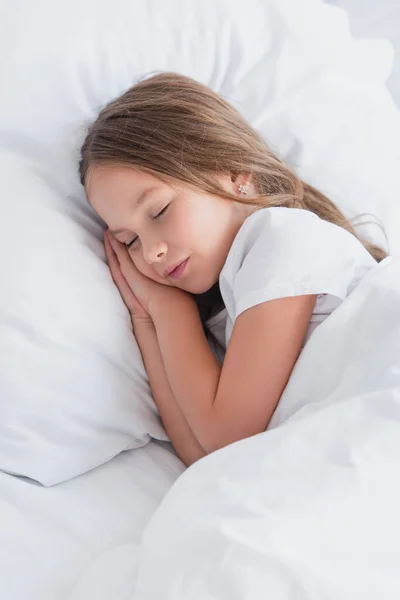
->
xmin=128 ymin=251 xmax=149 ymax=276
xmin=129 ymin=250 xmax=166 ymax=284
xmin=176 ymin=206 xmax=213 ymax=247
xmin=185 ymin=206 xmax=228 ymax=250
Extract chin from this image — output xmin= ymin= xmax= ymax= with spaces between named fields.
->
xmin=183 ymin=278 xmax=218 ymax=295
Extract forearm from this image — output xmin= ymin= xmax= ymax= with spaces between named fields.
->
xmin=133 ymin=319 xmax=207 ymax=466
xmin=151 ymin=294 xmax=222 ymax=451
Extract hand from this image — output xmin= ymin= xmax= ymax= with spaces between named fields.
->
xmin=104 ymin=230 xmax=152 ymax=324
xmin=105 ymin=230 xmax=189 ymax=322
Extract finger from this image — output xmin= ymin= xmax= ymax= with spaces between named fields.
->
xmin=105 ymin=235 xmax=127 ymax=287
xmin=105 ymin=234 xmax=140 ymax=312
xmin=107 ymin=232 xmax=138 ymax=279
xmin=107 ymin=230 xmax=123 ymax=256
xmin=104 ymin=233 xmax=120 ymax=274
xmin=104 ymin=233 xmax=122 ymax=284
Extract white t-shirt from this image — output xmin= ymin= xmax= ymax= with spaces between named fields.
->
xmin=205 ymin=207 xmax=377 ymax=362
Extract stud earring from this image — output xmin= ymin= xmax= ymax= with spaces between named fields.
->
xmin=238 ymin=184 xmax=248 ymax=195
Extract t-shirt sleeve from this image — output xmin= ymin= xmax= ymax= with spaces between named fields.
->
xmin=219 ymin=207 xmax=376 ymax=321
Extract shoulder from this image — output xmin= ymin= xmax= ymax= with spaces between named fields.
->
xmin=229 ymin=205 xmax=356 ymax=252
xmin=221 ymin=206 xmax=366 ymax=278
xmin=219 ymin=207 xmax=376 ymax=320
xmin=226 ymin=206 xmax=377 ymax=264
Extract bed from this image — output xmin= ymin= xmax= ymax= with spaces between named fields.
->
xmin=0 ymin=442 xmax=183 ymax=599
xmin=1 ymin=0 xmax=400 ymax=598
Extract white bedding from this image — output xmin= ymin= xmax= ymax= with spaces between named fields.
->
xmin=0 ymin=442 xmax=184 ymax=600
xmin=69 ymin=258 xmax=400 ymax=599
xmin=133 ymin=258 xmax=400 ymax=599
xmin=2 ymin=0 xmax=400 ymax=597
xmin=331 ymin=0 xmax=400 ymax=107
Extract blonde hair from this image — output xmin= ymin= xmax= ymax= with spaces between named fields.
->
xmin=80 ymin=71 xmax=386 ymax=262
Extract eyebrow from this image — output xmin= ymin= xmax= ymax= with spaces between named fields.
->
xmin=110 ymin=187 xmax=158 ymax=236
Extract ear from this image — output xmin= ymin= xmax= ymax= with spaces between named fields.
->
xmin=216 ymin=172 xmax=254 ymax=195
xmin=231 ymin=172 xmax=253 ymax=196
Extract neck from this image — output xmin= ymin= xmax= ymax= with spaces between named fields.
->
xmin=195 ymin=282 xmax=224 ymax=323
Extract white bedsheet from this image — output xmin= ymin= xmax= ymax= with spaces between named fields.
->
xmin=0 ymin=441 xmax=184 ymax=600
xmin=69 ymin=258 xmax=400 ymax=599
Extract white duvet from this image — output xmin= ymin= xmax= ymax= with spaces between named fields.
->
xmin=72 ymin=257 xmax=400 ymax=599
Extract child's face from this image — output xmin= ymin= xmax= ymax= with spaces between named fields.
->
xmin=87 ymin=166 xmax=252 ymax=294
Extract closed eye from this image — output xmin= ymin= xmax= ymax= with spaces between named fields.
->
xmin=125 ymin=204 xmax=169 ymax=249
xmin=153 ymin=204 xmax=169 ymax=220
xmin=125 ymin=236 xmax=138 ymax=249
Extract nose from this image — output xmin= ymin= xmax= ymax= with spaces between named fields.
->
xmin=142 ymin=238 xmax=167 ymax=264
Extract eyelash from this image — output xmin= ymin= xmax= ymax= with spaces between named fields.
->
xmin=125 ymin=204 xmax=169 ymax=249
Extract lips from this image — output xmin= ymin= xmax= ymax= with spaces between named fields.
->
xmin=164 ymin=258 xmax=189 ymax=279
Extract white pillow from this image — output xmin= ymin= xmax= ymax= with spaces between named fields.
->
xmin=1 ymin=0 xmax=400 ymax=485
xmin=327 ymin=0 xmax=400 ymax=107
xmin=0 ymin=148 xmax=168 ymax=485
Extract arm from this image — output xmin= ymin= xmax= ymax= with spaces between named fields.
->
xmin=133 ymin=319 xmax=207 ymax=466
xmin=104 ymin=229 xmax=315 ymax=456
xmin=151 ymin=293 xmax=316 ymax=453
xmin=103 ymin=231 xmax=205 ymax=467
